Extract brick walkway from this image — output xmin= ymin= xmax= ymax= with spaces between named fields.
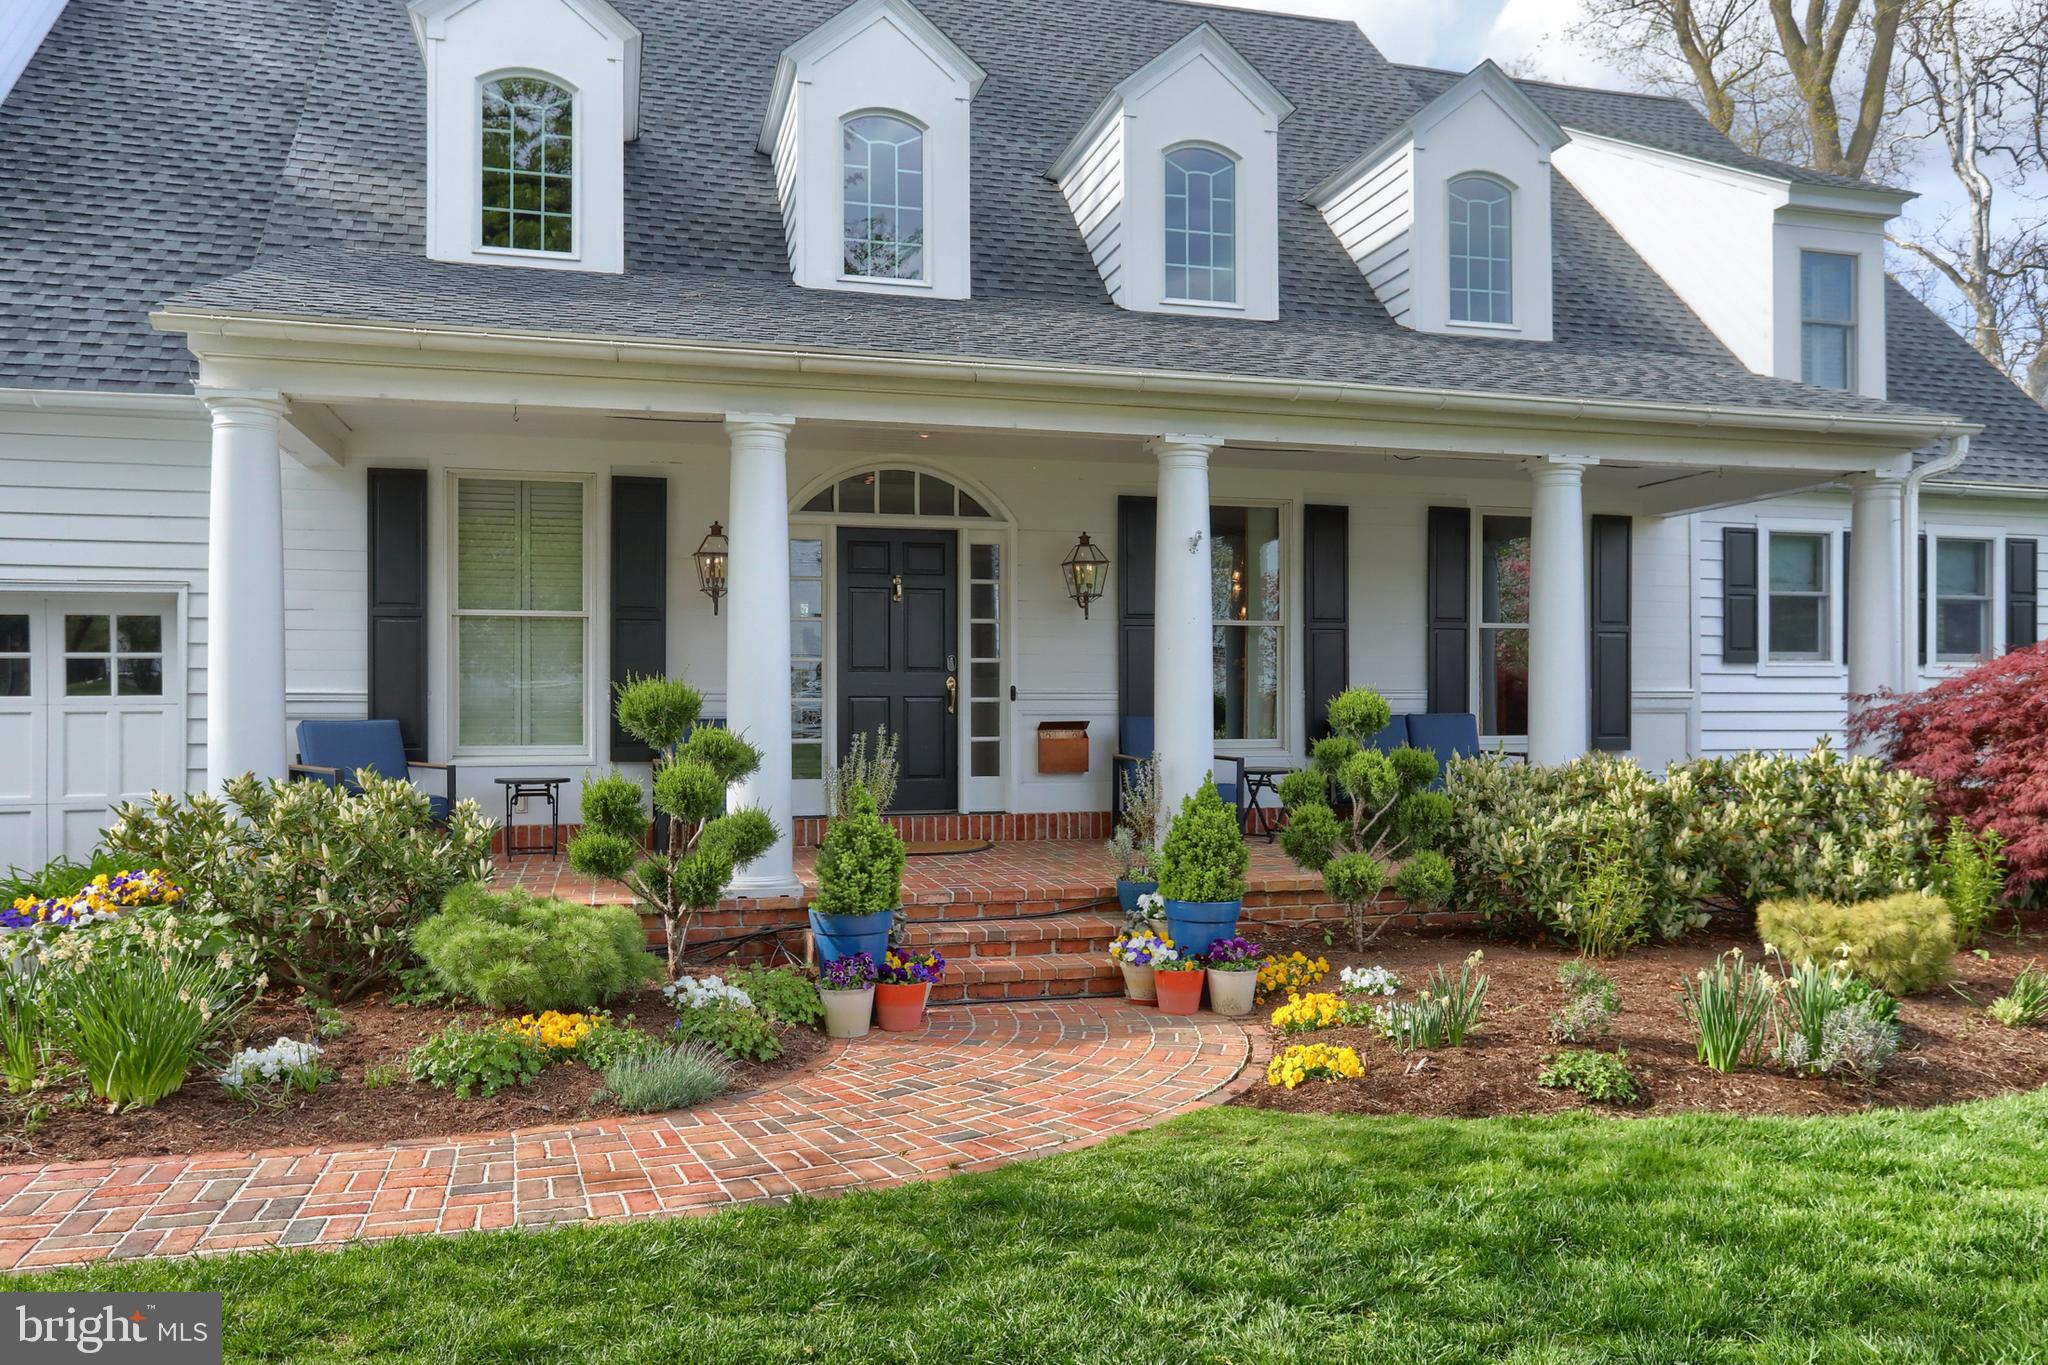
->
xmin=0 ymin=1003 xmax=1258 ymax=1272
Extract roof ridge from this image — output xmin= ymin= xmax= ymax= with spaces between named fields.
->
xmin=1389 ymin=59 xmax=1693 ymax=106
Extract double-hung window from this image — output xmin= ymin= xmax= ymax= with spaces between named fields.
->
xmin=1800 ymin=251 xmax=1856 ymax=390
xmin=1934 ymin=538 xmax=1994 ymax=662
xmin=1211 ymin=505 xmax=1281 ymax=742
xmin=1478 ymin=514 xmax=1531 ymax=737
xmin=1766 ymin=531 xmax=1830 ymax=662
xmin=453 ymin=476 xmax=588 ymax=750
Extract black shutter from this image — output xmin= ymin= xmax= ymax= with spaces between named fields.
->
xmin=1721 ymin=527 xmax=1759 ymax=664
xmin=609 ymin=476 xmax=667 ymax=761
xmin=366 ymin=468 xmax=429 ymax=761
xmin=1303 ymin=504 xmax=1349 ymax=740
xmin=1840 ymin=530 xmax=1851 ymax=662
xmin=1590 ymin=514 xmax=1632 ymax=751
xmin=1918 ymin=533 xmax=1928 ymax=666
xmin=2008 ymin=538 xmax=2039 ymax=650
xmin=1117 ymin=495 xmax=1156 ymax=722
xmin=1425 ymin=507 xmax=1471 ymax=713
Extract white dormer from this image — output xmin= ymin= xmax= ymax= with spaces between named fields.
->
xmin=409 ymin=0 xmax=639 ymax=274
xmin=759 ymin=0 xmax=984 ymax=299
xmin=1309 ymin=61 xmax=1563 ymax=341
xmin=1049 ymin=25 xmax=1293 ymax=321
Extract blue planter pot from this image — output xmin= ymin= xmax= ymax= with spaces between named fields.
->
xmin=1116 ymin=879 xmax=1159 ymax=917
xmin=808 ymin=909 xmax=895 ymax=966
xmin=1162 ymin=899 xmax=1243 ymax=957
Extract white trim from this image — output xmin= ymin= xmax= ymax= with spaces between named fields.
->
xmin=1049 ymin=24 xmax=1294 ymax=180
xmin=759 ymin=0 xmax=986 ymax=155
xmin=473 ymin=70 xmax=583 ymax=264
xmin=408 ymin=0 xmax=641 ymax=139
xmin=1306 ymin=60 xmax=1563 ymax=207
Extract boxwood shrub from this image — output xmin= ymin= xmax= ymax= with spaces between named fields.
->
xmin=412 ymin=884 xmax=661 ymax=1012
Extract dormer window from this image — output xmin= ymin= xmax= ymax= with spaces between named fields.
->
xmin=842 ymin=113 xmax=926 ymax=282
xmin=1447 ymin=175 xmax=1512 ymax=325
xmin=1164 ymin=146 xmax=1236 ymax=304
xmin=481 ymin=77 xmax=574 ymax=255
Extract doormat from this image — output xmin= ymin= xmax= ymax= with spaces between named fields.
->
xmin=904 ymin=839 xmax=996 ymax=857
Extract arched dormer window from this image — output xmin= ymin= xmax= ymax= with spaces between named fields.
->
xmin=481 ymin=76 xmax=574 ymax=254
xmin=1164 ymin=145 xmax=1237 ymax=304
xmin=842 ymin=113 xmax=926 ymax=281
xmin=1447 ymin=174 xmax=1512 ymax=325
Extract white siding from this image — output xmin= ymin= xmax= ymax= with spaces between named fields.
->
xmin=1056 ymin=116 xmax=1125 ymax=305
xmin=1318 ymin=144 xmax=1413 ymax=326
xmin=0 ymin=0 xmax=65 ymax=105
xmin=772 ymin=84 xmax=803 ymax=268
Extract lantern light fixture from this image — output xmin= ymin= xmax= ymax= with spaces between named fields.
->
xmin=694 ymin=521 xmax=730 ymax=614
xmin=1060 ymin=531 xmax=1111 ymax=619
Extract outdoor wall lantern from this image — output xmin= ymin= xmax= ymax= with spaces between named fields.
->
xmin=1060 ymin=531 xmax=1110 ymax=619
xmin=695 ymin=521 xmax=730 ymax=614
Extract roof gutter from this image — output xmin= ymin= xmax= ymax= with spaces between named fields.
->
xmin=1899 ymin=434 xmax=1973 ymax=689
xmin=150 ymin=307 xmax=1979 ymax=447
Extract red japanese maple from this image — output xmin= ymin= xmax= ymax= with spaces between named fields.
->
xmin=1849 ymin=641 xmax=2048 ymax=902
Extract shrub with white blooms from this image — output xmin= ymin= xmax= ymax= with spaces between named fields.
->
xmin=1340 ymin=965 xmax=1400 ymax=996
xmin=219 ymin=1037 xmax=323 ymax=1093
xmin=663 ymin=974 xmax=755 ymax=1012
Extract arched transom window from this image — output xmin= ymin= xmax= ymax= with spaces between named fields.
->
xmin=799 ymin=468 xmax=993 ymax=518
xmin=842 ymin=114 xmax=926 ymax=281
xmin=481 ymin=76 xmax=574 ymax=254
xmin=1164 ymin=146 xmax=1237 ymax=303
xmin=1448 ymin=175 xmax=1513 ymax=325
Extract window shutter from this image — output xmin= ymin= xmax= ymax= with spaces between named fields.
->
xmin=1590 ymin=514 xmax=1631 ymax=751
xmin=1721 ymin=527 xmax=1758 ymax=665
xmin=610 ymin=476 xmax=668 ymax=761
xmin=1426 ymin=507 xmax=1471 ymax=713
xmin=1918 ymin=533 xmax=1928 ymax=666
xmin=1117 ymin=496 xmax=1156 ymax=723
xmin=1303 ymin=505 xmax=1349 ymax=740
xmin=366 ymin=468 xmax=429 ymax=761
xmin=2008 ymin=538 xmax=2039 ymax=651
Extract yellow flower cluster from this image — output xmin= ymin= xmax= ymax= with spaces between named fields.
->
xmin=501 ymin=1011 xmax=604 ymax=1054
xmin=1266 ymin=1043 xmax=1364 ymax=1090
xmin=1269 ymin=991 xmax=1345 ymax=1035
xmin=1255 ymin=951 xmax=1329 ymax=1004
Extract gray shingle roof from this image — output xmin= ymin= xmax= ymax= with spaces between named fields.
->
xmin=1886 ymin=280 xmax=2048 ymax=486
xmin=10 ymin=0 xmax=2039 ymax=476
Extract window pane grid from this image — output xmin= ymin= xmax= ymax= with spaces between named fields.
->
xmin=791 ymin=539 xmax=825 ymax=780
xmin=1448 ymin=177 xmax=1513 ymax=324
xmin=805 ymin=468 xmax=992 ymax=518
xmin=843 ymin=115 xmax=925 ymax=280
xmin=1799 ymin=252 xmax=1856 ymax=389
xmin=481 ymin=77 xmax=573 ymax=254
xmin=1164 ymin=148 xmax=1237 ymax=303
xmin=0 ymin=613 xmax=25 ymax=698
xmin=62 ymin=613 xmax=163 ymax=697
xmin=969 ymin=542 xmax=1001 ymax=777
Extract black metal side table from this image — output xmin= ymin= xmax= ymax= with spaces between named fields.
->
xmin=494 ymin=777 xmax=566 ymax=858
xmin=1241 ymin=764 xmax=1299 ymax=843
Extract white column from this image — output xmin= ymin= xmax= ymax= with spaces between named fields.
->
xmin=1527 ymin=455 xmax=1595 ymax=767
xmin=1151 ymin=435 xmax=1219 ymax=821
xmin=1847 ymin=472 xmax=1904 ymax=742
xmin=723 ymin=414 xmax=800 ymax=896
xmin=201 ymin=390 xmax=289 ymax=790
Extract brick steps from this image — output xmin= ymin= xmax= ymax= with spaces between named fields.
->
xmin=903 ymin=910 xmax=1125 ymax=958
xmin=931 ymin=949 xmax=1124 ymax=1003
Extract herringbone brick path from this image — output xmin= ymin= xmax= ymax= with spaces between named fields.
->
xmin=0 ymin=1003 xmax=1258 ymax=1271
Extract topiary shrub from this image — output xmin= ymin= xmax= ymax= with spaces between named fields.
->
xmin=1756 ymin=892 xmax=1957 ymax=997
xmin=1155 ymin=776 xmax=1249 ymax=905
xmin=812 ymin=787 xmax=907 ymax=913
xmin=411 ymin=884 xmax=660 ymax=1012
xmin=1276 ymin=688 xmax=1451 ymax=949
xmin=568 ymin=676 xmax=779 ymax=978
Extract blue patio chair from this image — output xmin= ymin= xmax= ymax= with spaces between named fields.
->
xmin=1366 ymin=714 xmax=1412 ymax=753
xmin=291 ymin=719 xmax=456 ymax=821
xmin=1405 ymin=712 xmax=1483 ymax=788
xmin=1113 ymin=715 xmax=1247 ymax=831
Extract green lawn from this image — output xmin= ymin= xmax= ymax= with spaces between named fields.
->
xmin=21 ymin=1095 xmax=2048 ymax=1363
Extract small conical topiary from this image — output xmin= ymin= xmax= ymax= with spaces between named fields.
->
xmin=1155 ymin=776 xmax=1250 ymax=905
xmin=812 ymin=787 xmax=906 ymax=914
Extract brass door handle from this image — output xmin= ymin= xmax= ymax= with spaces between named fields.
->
xmin=892 ymin=574 xmax=903 ymax=602
xmin=945 ymin=675 xmax=958 ymax=714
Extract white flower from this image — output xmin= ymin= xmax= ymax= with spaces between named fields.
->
xmin=1136 ymin=892 xmax=1164 ymax=913
xmin=663 ymin=974 xmax=755 ymax=1012
xmin=220 ymin=1038 xmax=322 ymax=1090
xmin=1340 ymin=965 xmax=1400 ymax=997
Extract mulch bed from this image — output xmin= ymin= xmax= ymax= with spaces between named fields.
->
xmin=0 ymin=988 xmax=827 ymax=1166
xmin=1233 ymin=913 xmax=2048 ymax=1119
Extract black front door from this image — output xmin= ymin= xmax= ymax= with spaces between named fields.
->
xmin=839 ymin=528 xmax=958 ymax=812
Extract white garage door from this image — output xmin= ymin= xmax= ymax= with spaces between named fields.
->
xmin=0 ymin=596 xmax=182 ymax=875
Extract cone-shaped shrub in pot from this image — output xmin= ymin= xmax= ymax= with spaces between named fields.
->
xmin=1203 ymin=935 xmax=1263 ymax=1017
xmin=817 ymin=953 xmax=878 ymax=1039
xmin=1156 ymin=776 xmax=1250 ymax=951
xmin=810 ymin=788 xmax=907 ymax=964
xmin=1153 ymin=951 xmax=1206 ymax=1015
xmin=876 ymin=946 xmax=945 ymax=1031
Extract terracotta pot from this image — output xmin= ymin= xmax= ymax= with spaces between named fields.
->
xmin=1154 ymin=968 xmax=1205 ymax=1015
xmin=819 ymin=986 xmax=875 ymax=1039
xmin=1205 ymin=967 xmax=1258 ymax=1017
xmin=1119 ymin=961 xmax=1158 ymax=1005
xmin=875 ymin=981 xmax=932 ymax=1032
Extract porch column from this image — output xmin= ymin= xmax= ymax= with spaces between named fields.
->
xmin=724 ymin=414 xmax=800 ymax=897
xmin=1527 ymin=455 xmax=1595 ymax=766
xmin=201 ymin=390 xmax=289 ymax=790
xmin=1151 ymin=434 xmax=1219 ymax=821
xmin=1847 ymin=472 xmax=1905 ymax=743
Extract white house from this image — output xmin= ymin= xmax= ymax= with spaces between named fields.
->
xmin=1 ymin=0 xmax=2042 ymax=892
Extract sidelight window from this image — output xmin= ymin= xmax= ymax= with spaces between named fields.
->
xmin=1211 ymin=505 xmax=1281 ymax=742
xmin=1477 ymin=514 xmax=1531 ymax=738
xmin=790 ymin=538 xmax=826 ymax=780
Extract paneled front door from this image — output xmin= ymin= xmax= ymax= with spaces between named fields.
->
xmin=838 ymin=528 xmax=958 ymax=812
